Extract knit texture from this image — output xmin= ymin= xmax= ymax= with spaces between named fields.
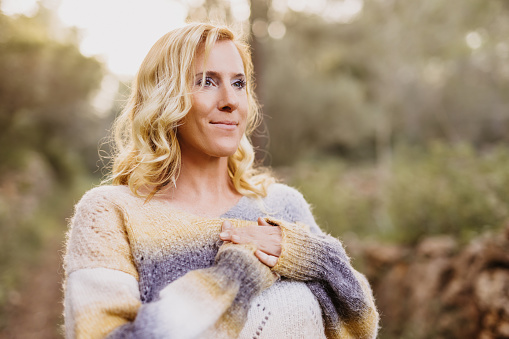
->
xmin=63 ymin=183 xmax=379 ymax=338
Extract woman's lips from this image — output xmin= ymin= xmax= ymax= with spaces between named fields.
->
xmin=210 ymin=121 xmax=238 ymax=130
xmin=210 ymin=121 xmax=238 ymax=125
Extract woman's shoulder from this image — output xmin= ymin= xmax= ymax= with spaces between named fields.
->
xmin=264 ymin=183 xmax=313 ymax=217
xmin=70 ymin=185 xmax=141 ymax=233
xmin=265 ymin=183 xmax=320 ymax=232
xmin=266 ymin=182 xmax=308 ymax=205
xmin=75 ymin=185 xmax=136 ymax=210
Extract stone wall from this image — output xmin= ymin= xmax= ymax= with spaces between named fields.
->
xmin=347 ymin=224 xmax=509 ymax=339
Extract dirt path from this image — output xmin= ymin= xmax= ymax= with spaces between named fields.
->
xmin=0 ymin=236 xmax=65 ymax=339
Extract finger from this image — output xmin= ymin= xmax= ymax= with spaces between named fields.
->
xmin=219 ymin=230 xmax=231 ymax=241
xmin=259 ymin=217 xmax=280 ymax=227
xmin=222 ymin=220 xmax=233 ymax=231
xmin=219 ymin=221 xmax=232 ymax=240
xmin=223 ymin=229 xmax=252 ymax=245
xmin=257 ymin=217 xmax=271 ymax=226
xmin=228 ymin=228 xmax=264 ymax=246
xmin=255 ymin=249 xmax=279 ymax=267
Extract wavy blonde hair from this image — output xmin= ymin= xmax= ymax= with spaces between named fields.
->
xmin=108 ymin=22 xmax=274 ymax=199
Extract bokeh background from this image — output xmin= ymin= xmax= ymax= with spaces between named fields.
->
xmin=1 ymin=0 xmax=509 ymax=338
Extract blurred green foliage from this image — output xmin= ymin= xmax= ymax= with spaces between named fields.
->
xmin=251 ymin=0 xmax=509 ymax=165
xmin=0 ymin=7 xmax=104 ymax=179
xmin=285 ymin=142 xmax=509 ymax=245
xmin=0 ymin=6 xmax=104 ymax=327
xmin=388 ymin=143 xmax=509 ymax=243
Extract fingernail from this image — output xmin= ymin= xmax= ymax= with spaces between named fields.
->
xmin=220 ymin=232 xmax=229 ymax=238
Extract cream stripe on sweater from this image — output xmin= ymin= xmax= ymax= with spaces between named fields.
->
xmin=63 ymin=183 xmax=379 ymax=338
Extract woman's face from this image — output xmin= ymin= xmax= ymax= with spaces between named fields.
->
xmin=178 ymin=40 xmax=248 ymax=160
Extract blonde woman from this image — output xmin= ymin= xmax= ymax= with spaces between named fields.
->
xmin=63 ymin=22 xmax=379 ymax=339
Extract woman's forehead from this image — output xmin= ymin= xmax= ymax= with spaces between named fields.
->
xmin=194 ymin=40 xmax=245 ymax=74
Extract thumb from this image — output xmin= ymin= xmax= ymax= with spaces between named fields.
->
xmin=222 ymin=220 xmax=233 ymax=231
xmin=257 ymin=217 xmax=269 ymax=226
xmin=258 ymin=217 xmax=276 ymax=226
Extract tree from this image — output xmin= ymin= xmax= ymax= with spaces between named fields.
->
xmin=0 ymin=6 xmax=104 ymax=181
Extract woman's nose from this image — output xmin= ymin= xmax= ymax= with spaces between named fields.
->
xmin=218 ymin=85 xmax=239 ymax=113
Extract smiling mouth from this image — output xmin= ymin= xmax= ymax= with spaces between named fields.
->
xmin=210 ymin=121 xmax=238 ymax=126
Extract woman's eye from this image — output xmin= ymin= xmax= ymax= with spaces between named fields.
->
xmin=232 ymin=79 xmax=246 ymax=89
xmin=197 ymin=77 xmax=214 ymax=87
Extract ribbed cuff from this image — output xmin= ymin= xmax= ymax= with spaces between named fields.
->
xmin=268 ymin=217 xmax=349 ymax=281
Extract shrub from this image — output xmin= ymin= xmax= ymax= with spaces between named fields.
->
xmin=282 ymin=143 xmax=509 ymax=244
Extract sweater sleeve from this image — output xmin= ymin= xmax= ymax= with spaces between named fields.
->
xmin=267 ymin=190 xmax=379 ymax=339
xmin=63 ymin=188 xmax=276 ymax=339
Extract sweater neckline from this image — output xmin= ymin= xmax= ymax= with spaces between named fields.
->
xmin=149 ymin=193 xmax=250 ymax=220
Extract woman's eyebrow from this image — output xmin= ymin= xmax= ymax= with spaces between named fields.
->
xmin=195 ymin=71 xmax=245 ymax=78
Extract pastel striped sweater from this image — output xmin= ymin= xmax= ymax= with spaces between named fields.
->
xmin=63 ymin=183 xmax=379 ymax=338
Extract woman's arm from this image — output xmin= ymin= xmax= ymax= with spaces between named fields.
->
xmin=271 ymin=189 xmax=379 ymax=339
xmin=64 ymin=189 xmax=275 ymax=339
xmin=269 ymin=218 xmax=379 ymax=338
xmin=217 ymin=187 xmax=379 ymax=339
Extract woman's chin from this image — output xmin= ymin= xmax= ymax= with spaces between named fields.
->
xmin=212 ymin=149 xmax=239 ymax=158
xmin=207 ymin=144 xmax=240 ymax=158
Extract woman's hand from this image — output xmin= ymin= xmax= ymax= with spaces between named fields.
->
xmin=220 ymin=218 xmax=282 ymax=267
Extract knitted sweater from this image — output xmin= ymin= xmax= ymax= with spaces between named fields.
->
xmin=63 ymin=183 xmax=379 ymax=339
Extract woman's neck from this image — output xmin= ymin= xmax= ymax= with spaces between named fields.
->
xmin=157 ymin=152 xmax=242 ymax=217
xmin=179 ymin=155 xmax=234 ymax=197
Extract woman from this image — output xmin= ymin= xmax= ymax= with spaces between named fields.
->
xmin=63 ymin=22 xmax=379 ymax=338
